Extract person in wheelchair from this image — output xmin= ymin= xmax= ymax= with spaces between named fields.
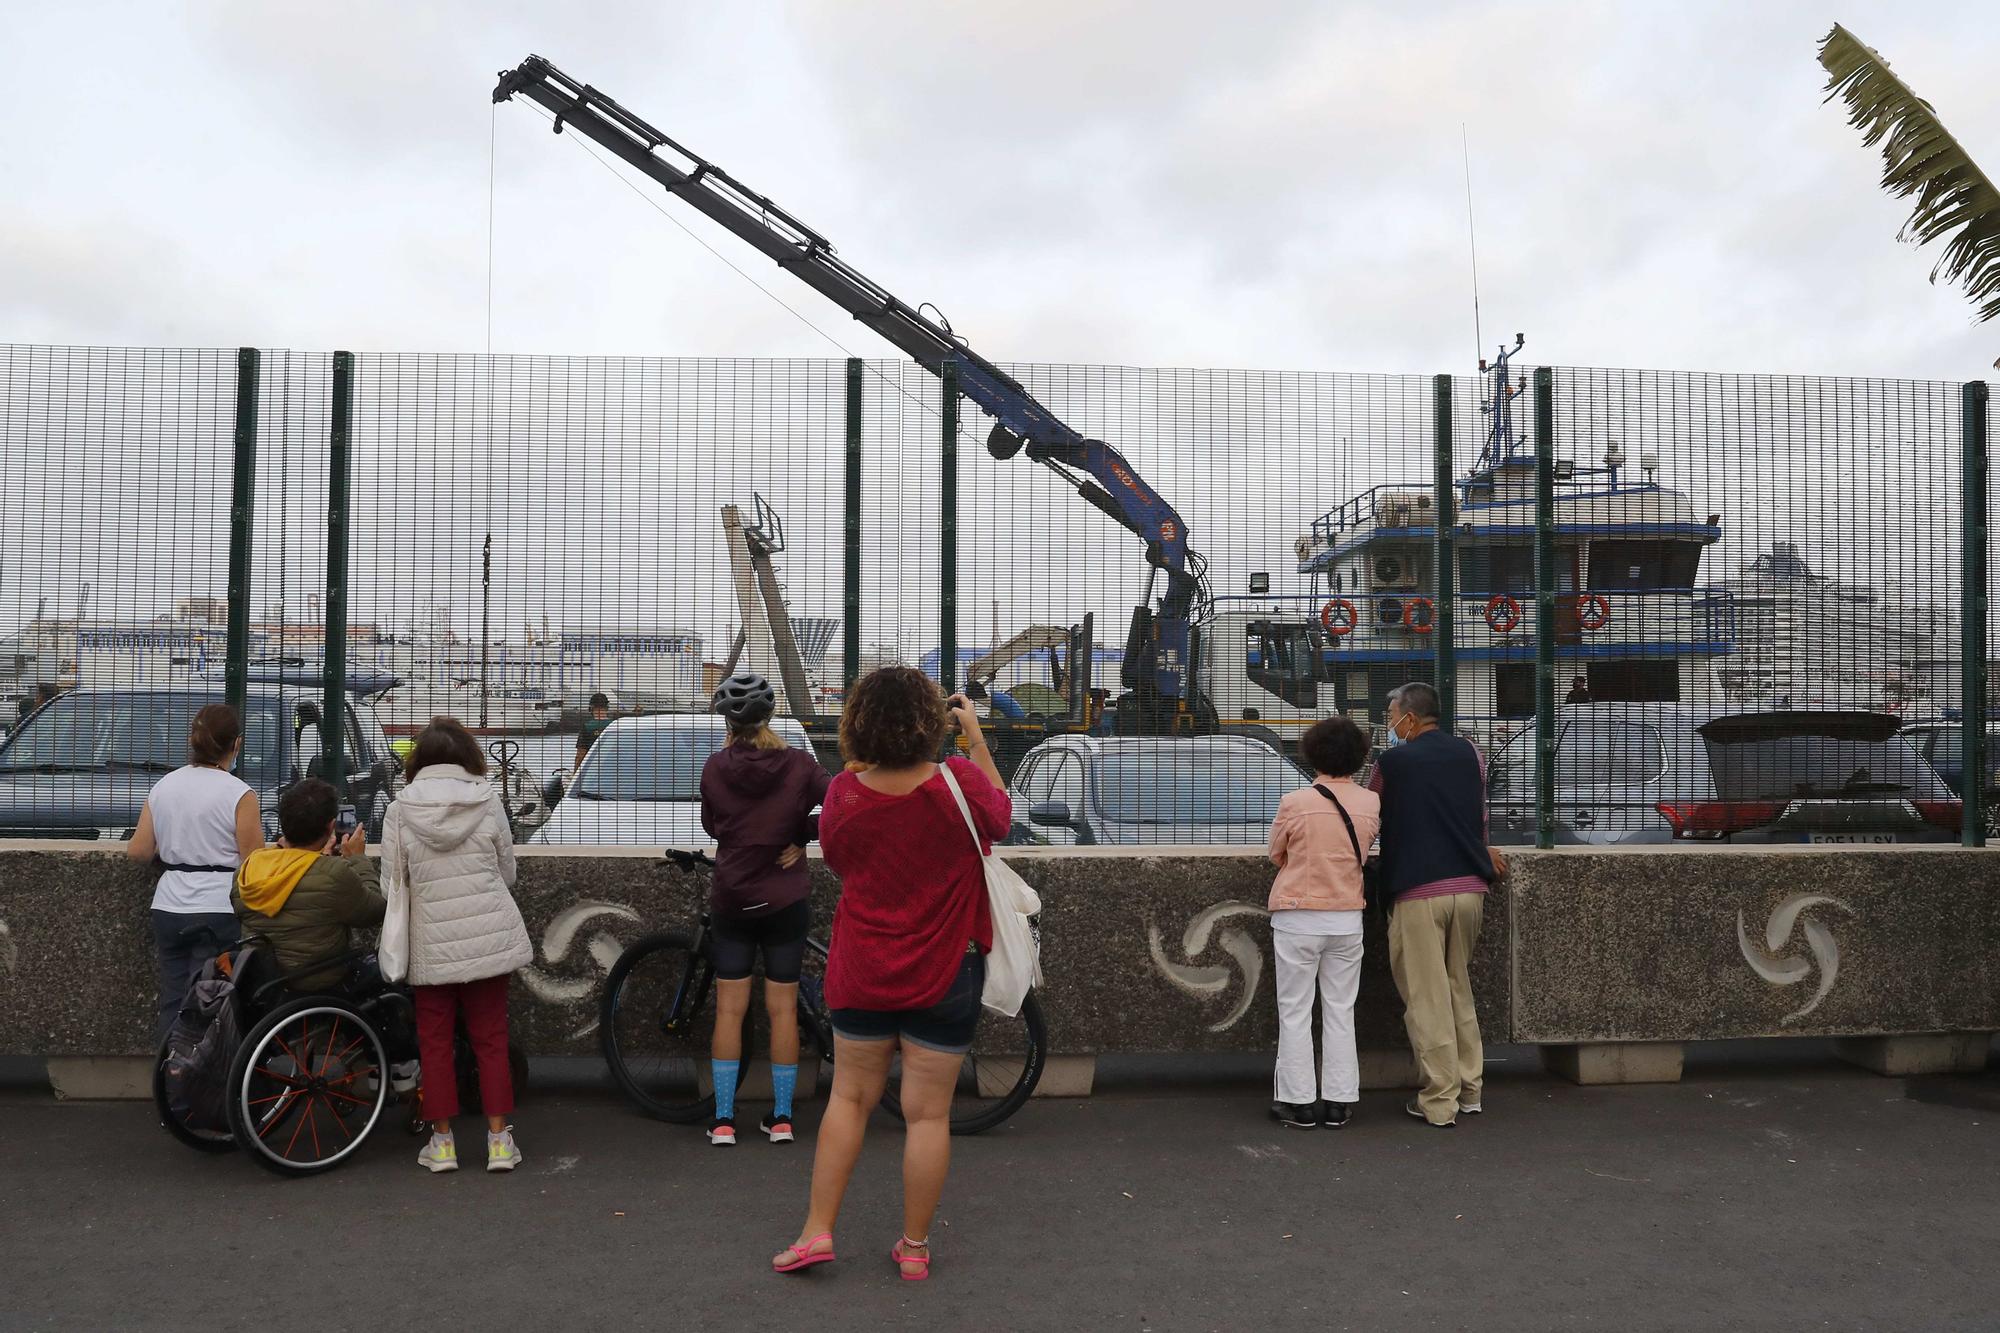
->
xmin=232 ymin=777 xmax=385 ymax=994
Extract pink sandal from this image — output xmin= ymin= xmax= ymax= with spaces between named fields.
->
xmin=772 ymin=1233 xmax=835 ymax=1274
xmin=891 ymin=1236 xmax=931 ymax=1282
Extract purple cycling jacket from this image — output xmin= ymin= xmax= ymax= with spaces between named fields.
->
xmin=698 ymin=743 xmax=833 ymax=918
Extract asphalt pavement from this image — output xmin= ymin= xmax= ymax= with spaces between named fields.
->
xmin=2 ymin=1056 xmax=1997 ymax=1332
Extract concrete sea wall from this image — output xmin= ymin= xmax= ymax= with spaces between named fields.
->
xmin=2 ymin=844 xmax=1994 ymax=1085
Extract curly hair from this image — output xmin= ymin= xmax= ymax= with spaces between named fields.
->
xmin=1299 ymin=715 xmax=1370 ymax=777
xmin=839 ymin=666 xmax=949 ymax=768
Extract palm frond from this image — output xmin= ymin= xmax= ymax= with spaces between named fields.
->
xmin=1819 ymin=23 xmax=2000 ymax=322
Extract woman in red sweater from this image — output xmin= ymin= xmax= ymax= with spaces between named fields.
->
xmin=770 ymin=667 xmax=1011 ymax=1283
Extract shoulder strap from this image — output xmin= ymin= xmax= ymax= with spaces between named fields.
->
xmin=935 ymin=761 xmax=989 ymax=862
xmin=1312 ymin=783 xmax=1366 ymax=868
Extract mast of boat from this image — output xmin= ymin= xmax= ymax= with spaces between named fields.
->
xmin=480 ymin=534 xmax=492 ymax=730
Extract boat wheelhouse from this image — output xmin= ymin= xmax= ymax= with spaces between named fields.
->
xmin=1200 ymin=339 xmax=1737 ymax=746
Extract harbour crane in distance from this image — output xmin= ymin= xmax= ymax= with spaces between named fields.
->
xmin=493 ymin=56 xmax=1216 ymax=738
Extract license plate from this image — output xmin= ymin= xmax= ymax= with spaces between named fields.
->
xmin=1806 ymin=833 xmax=1897 ymax=844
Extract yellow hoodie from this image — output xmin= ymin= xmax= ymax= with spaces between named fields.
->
xmin=234 ymin=848 xmax=320 ymax=917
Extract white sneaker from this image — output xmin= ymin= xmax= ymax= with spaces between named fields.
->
xmin=391 ymin=1060 xmax=421 ymax=1094
xmin=418 ymin=1132 xmax=459 ymax=1173
xmin=1459 ymin=1101 xmax=1483 ymax=1115
xmin=487 ymin=1128 xmax=522 ymax=1173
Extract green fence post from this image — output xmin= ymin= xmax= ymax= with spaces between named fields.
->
xmin=1533 ymin=366 xmax=1557 ymax=849
xmin=1432 ymin=374 xmax=1457 ymax=733
xmin=845 ymin=357 xmax=863 ymax=688
xmin=225 ymin=347 xmax=260 ymax=718
xmin=940 ymin=359 xmax=959 ymax=694
xmin=320 ymin=351 xmax=355 ymax=792
xmin=1964 ymin=380 xmax=1990 ymax=848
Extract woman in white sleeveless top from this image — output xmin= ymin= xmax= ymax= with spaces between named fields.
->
xmin=126 ymin=703 xmax=262 ymax=1039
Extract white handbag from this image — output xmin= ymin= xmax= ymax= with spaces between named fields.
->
xmin=939 ymin=762 xmax=1043 ymax=1017
xmin=377 ymin=851 xmax=411 ymax=984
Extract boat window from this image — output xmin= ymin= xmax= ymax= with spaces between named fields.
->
xmin=1494 ymin=665 xmax=1535 ymax=719
xmin=1461 ymin=546 xmax=1535 ymax=594
xmin=1556 ymin=720 xmax=1667 ymax=786
xmin=1586 ymin=661 xmax=1681 ymax=703
xmin=1589 ymin=540 xmax=1703 ymax=591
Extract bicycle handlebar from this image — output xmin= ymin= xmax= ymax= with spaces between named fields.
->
xmin=662 ymin=847 xmax=715 ymax=870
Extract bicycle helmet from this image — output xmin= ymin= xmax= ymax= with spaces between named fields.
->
xmin=711 ymin=672 xmax=777 ymax=726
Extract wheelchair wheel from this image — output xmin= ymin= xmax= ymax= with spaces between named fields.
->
xmin=152 ymin=1033 xmax=234 ymax=1154
xmin=227 ymin=995 xmax=389 ymax=1177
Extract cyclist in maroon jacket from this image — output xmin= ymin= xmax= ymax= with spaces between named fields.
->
xmin=698 ymin=673 xmax=831 ymax=1148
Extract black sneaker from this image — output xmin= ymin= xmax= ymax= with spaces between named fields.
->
xmin=1321 ymin=1101 xmax=1352 ymax=1129
xmin=707 ymin=1116 xmax=737 ymax=1146
xmin=760 ymin=1113 xmax=795 ymax=1144
xmin=1270 ymin=1101 xmax=1320 ymax=1130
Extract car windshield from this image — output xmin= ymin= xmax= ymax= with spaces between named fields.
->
xmin=0 ymin=695 xmax=282 ymax=786
xmin=574 ymin=724 xmax=730 ymax=801
xmin=1095 ymin=745 xmax=1305 ymax=824
xmin=1702 ymin=733 xmax=1950 ymax=801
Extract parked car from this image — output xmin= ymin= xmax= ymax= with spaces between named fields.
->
xmin=0 ymin=682 xmax=402 ymax=842
xmin=1895 ymin=717 xmax=2000 ymax=800
xmin=1006 ymin=734 xmax=1307 ymax=847
xmin=1485 ymin=703 xmax=1961 ymax=846
xmin=530 ymin=713 xmax=818 ymax=846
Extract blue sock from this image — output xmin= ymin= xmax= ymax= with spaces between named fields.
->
xmin=712 ymin=1060 xmax=741 ymax=1120
xmin=771 ymin=1064 xmax=798 ymax=1120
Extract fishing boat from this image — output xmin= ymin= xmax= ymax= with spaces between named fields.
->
xmin=1197 ymin=337 xmax=1736 ymax=748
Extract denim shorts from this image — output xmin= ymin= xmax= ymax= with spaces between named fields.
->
xmin=831 ymin=951 xmax=985 ymax=1055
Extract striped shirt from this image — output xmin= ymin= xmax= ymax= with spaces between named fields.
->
xmin=1368 ymin=737 xmax=1490 ymax=903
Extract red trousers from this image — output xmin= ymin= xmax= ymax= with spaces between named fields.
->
xmin=415 ymin=974 xmax=514 ymax=1121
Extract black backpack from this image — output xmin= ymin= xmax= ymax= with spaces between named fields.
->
xmin=159 ymin=947 xmax=254 ymax=1134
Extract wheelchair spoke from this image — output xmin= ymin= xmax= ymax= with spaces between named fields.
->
xmin=324 ymin=1097 xmax=355 ymax=1141
xmin=321 ymin=1086 xmax=373 ymax=1109
xmin=254 ymin=1064 xmax=304 ymax=1087
xmin=305 ymin=1099 xmax=322 ymax=1159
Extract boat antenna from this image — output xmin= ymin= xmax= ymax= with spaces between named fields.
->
xmin=1461 ymin=123 xmax=1483 ymax=368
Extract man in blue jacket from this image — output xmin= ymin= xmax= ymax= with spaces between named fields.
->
xmin=1370 ymin=682 xmax=1508 ymax=1127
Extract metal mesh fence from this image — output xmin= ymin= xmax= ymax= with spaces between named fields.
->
xmin=0 ymin=341 xmax=1988 ymax=849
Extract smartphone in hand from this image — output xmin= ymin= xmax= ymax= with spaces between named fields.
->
xmin=336 ymin=804 xmax=359 ymax=839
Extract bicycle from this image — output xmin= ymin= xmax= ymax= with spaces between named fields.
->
xmin=599 ymin=848 xmax=1046 ymax=1135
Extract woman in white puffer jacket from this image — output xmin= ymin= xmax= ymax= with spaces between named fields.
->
xmin=382 ymin=717 xmax=533 ymax=1176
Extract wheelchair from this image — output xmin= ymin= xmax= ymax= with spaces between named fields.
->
xmin=153 ymin=941 xmax=527 ymax=1177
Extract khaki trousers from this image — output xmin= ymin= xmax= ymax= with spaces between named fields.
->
xmin=1388 ymin=892 xmax=1485 ymax=1124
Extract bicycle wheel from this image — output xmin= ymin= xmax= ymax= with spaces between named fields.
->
xmin=600 ymin=930 xmax=737 ymax=1123
xmin=878 ymin=990 xmax=1048 ymax=1136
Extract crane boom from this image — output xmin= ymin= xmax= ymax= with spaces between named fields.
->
xmin=493 ymin=56 xmax=1209 ymax=717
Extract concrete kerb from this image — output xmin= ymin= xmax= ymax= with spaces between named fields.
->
xmin=1 ymin=843 xmax=1996 ymax=1098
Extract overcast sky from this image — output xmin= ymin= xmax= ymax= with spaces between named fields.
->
xmin=5 ymin=1 xmax=1998 ymax=381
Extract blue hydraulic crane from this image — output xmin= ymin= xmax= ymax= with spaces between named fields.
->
xmin=494 ymin=56 xmax=1213 ymax=733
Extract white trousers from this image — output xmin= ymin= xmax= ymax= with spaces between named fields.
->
xmin=1271 ymin=929 xmax=1365 ymax=1105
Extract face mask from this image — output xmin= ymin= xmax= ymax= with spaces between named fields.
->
xmin=1383 ymin=716 xmax=1405 ymax=748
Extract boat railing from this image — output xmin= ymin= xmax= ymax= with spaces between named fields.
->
xmin=1254 ymin=586 xmax=1739 ymax=650
xmin=1308 ymin=484 xmax=1434 ymax=546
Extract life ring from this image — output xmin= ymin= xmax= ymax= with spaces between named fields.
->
xmin=1577 ymin=593 xmax=1611 ymax=631
xmin=1402 ymin=597 xmax=1435 ymax=635
xmin=1484 ymin=594 xmax=1522 ymax=634
xmin=1319 ymin=598 xmax=1358 ymax=637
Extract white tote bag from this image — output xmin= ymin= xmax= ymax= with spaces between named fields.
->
xmin=939 ymin=763 xmax=1042 ymax=1017
xmin=377 ymin=846 xmax=411 ymax=984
